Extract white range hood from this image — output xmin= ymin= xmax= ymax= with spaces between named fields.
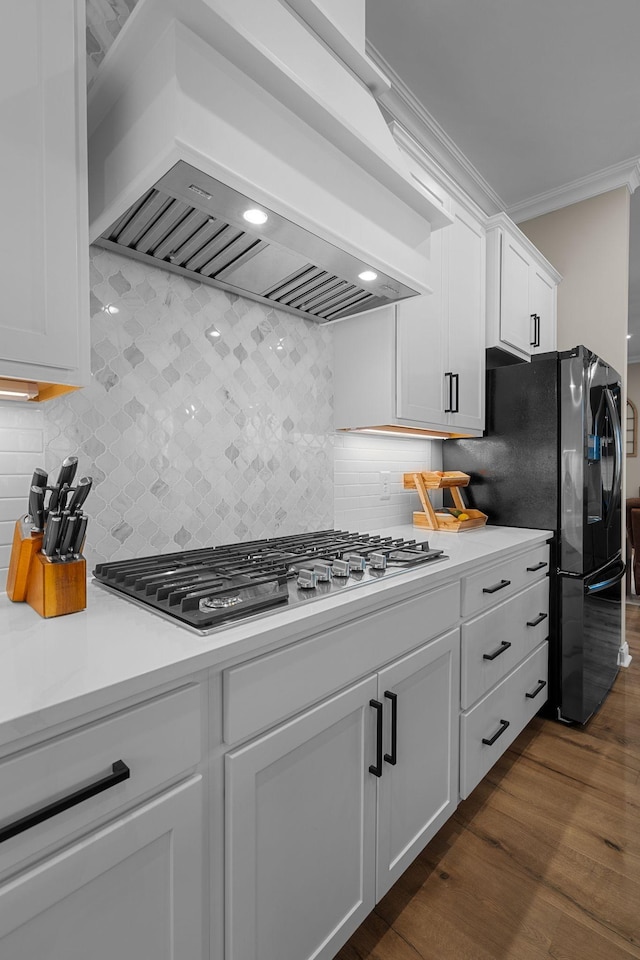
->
xmin=88 ymin=0 xmax=452 ymax=322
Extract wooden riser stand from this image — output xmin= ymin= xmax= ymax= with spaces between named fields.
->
xmin=6 ymin=517 xmax=86 ymax=617
xmin=403 ymin=471 xmax=488 ymax=532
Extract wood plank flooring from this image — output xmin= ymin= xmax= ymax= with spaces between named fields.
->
xmin=336 ymin=608 xmax=640 ymax=960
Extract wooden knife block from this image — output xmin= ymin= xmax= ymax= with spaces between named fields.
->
xmin=26 ymin=552 xmax=86 ymax=618
xmin=6 ymin=517 xmax=86 ymax=617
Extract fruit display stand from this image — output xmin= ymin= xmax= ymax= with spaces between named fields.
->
xmin=403 ymin=471 xmax=488 ymax=532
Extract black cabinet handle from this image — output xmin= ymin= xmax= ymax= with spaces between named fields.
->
xmin=482 ymin=719 xmax=510 ymax=746
xmin=483 ymin=640 xmax=512 ymax=661
xmin=384 ymin=691 xmax=397 ymax=765
xmin=0 ymin=760 xmax=130 ymax=845
xmin=451 ymin=373 xmax=460 ymax=414
xmin=444 ymin=372 xmax=453 ymax=413
xmin=536 ymin=314 xmax=541 ymax=347
xmin=526 ymin=679 xmax=547 ymax=700
xmin=482 ymin=579 xmax=511 ymax=594
xmin=526 ymin=561 xmax=547 ymax=572
xmin=526 ymin=612 xmax=548 ymax=627
xmin=369 ymin=699 xmax=383 ymax=777
xmin=530 ymin=313 xmax=540 ymax=348
xmin=530 ymin=313 xmax=537 ymax=347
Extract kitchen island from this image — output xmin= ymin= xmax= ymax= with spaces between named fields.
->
xmin=0 ymin=523 xmax=551 ymax=960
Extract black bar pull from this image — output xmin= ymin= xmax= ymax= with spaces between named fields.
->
xmin=526 ymin=612 xmax=548 ymax=627
xmin=444 ymin=372 xmax=453 ymax=413
xmin=369 ymin=700 xmax=383 ymax=777
xmin=530 ymin=313 xmax=537 ymax=347
xmin=526 ymin=679 xmax=547 ymax=700
xmin=482 ymin=719 xmax=510 ymax=746
xmin=451 ymin=373 xmax=460 ymax=413
xmin=482 ymin=579 xmax=511 ymax=594
xmin=483 ymin=640 xmax=512 ymax=661
xmin=535 ymin=314 xmax=541 ymax=347
xmin=0 ymin=760 xmax=130 ymax=845
xmin=526 ymin=561 xmax=547 ymax=572
xmin=384 ymin=691 xmax=397 ymax=765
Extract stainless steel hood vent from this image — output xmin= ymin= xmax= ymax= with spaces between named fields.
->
xmin=95 ymin=161 xmax=409 ymax=322
xmin=89 ymin=0 xmax=453 ymax=319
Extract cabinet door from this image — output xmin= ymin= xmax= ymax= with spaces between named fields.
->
xmin=0 ymin=0 xmax=88 ymax=383
xmin=446 ymin=204 xmax=485 ymax=432
xmin=0 ymin=777 xmax=204 ymax=960
xmin=500 ymin=232 xmax=533 ymax=356
xmin=226 ymin=675 xmax=378 ymax=960
xmin=396 ymin=233 xmax=448 ymax=426
xmin=376 ymin=628 xmax=460 ymax=899
xmin=530 ymin=265 xmax=557 ymax=354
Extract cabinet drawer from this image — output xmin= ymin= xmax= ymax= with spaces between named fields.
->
xmin=460 ymin=641 xmax=548 ymax=799
xmin=223 ymin=580 xmax=460 ymax=744
xmin=461 ymin=579 xmax=549 ymax=709
xmin=0 ymin=684 xmax=202 ymax=870
xmin=461 ymin=544 xmax=549 ymax=617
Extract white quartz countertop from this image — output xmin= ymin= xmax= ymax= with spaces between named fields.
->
xmin=0 ymin=524 xmax=552 ymax=749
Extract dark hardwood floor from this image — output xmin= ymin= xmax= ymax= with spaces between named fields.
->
xmin=336 ymin=607 xmax=640 ymax=960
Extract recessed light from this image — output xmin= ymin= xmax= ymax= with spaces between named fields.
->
xmin=243 ymin=208 xmax=268 ymax=225
xmin=358 ymin=270 xmax=378 ymax=283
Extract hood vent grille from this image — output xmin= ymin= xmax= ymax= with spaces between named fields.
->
xmin=95 ymin=165 xmax=396 ymax=322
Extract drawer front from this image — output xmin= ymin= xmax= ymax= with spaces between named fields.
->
xmin=460 ymin=641 xmax=548 ymax=799
xmin=461 ymin=579 xmax=549 ymax=709
xmin=0 ymin=684 xmax=202 ymax=871
xmin=223 ymin=580 xmax=460 ymax=745
xmin=461 ymin=544 xmax=549 ymax=618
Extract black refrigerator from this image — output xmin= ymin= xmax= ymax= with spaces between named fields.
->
xmin=443 ymin=345 xmax=624 ymax=724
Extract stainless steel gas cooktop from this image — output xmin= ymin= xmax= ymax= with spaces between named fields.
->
xmin=93 ymin=530 xmax=447 ymax=635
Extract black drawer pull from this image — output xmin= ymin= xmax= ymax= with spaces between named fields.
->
xmin=483 ymin=640 xmax=512 ymax=661
xmin=526 ymin=612 xmax=548 ymax=627
xmin=482 ymin=579 xmax=511 ymax=594
xmin=384 ymin=691 xmax=398 ymax=765
xmin=526 ymin=561 xmax=547 ymax=572
xmin=0 ymin=760 xmax=130 ymax=845
xmin=482 ymin=719 xmax=510 ymax=746
xmin=369 ymin=699 xmax=383 ymax=777
xmin=526 ymin=679 xmax=547 ymax=700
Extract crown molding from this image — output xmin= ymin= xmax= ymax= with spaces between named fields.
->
xmin=366 ymin=41 xmax=505 ymax=217
xmin=508 ymin=157 xmax=640 ymax=224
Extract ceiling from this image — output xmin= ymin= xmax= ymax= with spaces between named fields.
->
xmin=366 ymin=0 xmax=640 ymax=358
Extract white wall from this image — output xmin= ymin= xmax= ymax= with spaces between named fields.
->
xmin=0 ymin=404 xmax=45 ymax=580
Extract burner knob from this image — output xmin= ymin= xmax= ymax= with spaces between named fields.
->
xmin=369 ymin=552 xmax=387 ymax=570
xmin=331 ymin=559 xmax=350 ymax=578
xmin=313 ymin=563 xmax=333 ymax=582
xmin=347 ymin=554 xmax=366 ymax=573
xmin=297 ymin=568 xmax=318 ymax=590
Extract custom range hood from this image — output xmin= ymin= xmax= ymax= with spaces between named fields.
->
xmin=88 ymin=0 xmax=452 ymax=322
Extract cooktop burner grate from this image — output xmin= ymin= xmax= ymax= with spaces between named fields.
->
xmin=93 ymin=530 xmax=447 ymax=633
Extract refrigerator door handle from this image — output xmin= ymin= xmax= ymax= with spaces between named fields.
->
xmin=584 ymin=558 xmax=626 ymax=595
xmin=603 ymin=386 xmax=622 ymax=529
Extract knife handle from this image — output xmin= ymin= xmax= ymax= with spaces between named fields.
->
xmin=72 ymin=515 xmax=88 ymax=557
xmin=42 ymin=515 xmax=62 ymax=559
xmin=30 ymin=468 xmax=48 ymax=489
xmin=59 ymin=514 xmax=78 ymax=559
xmin=28 ymin=486 xmax=45 ymax=532
xmin=67 ymin=476 xmax=92 ymax=515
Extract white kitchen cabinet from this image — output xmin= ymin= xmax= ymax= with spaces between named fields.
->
xmin=225 ymin=624 xmax=460 ymax=960
xmin=486 ymin=213 xmax=561 ymax=362
xmin=0 ymin=0 xmax=89 ymax=398
xmin=0 ymin=776 xmax=205 ymax=960
xmin=375 ymin=628 xmax=459 ymax=898
xmin=333 ymin=199 xmax=485 ymax=437
xmin=225 ymin=675 xmax=379 ymax=960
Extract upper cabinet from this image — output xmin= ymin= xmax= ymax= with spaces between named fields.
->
xmin=333 ymin=197 xmax=486 ymax=438
xmin=0 ymin=0 xmax=89 ymax=400
xmin=486 ymin=214 xmax=562 ymax=362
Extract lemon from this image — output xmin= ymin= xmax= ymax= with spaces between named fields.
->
xmin=458 ymin=513 xmax=470 ymax=521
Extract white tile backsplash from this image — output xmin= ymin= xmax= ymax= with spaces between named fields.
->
xmin=0 ymin=402 xmax=44 ymax=580
xmin=334 ymin=432 xmax=442 ymax=530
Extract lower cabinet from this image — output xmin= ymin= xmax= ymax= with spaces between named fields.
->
xmin=225 ymin=628 xmax=460 ymax=960
xmin=0 ymin=776 xmax=205 ymax=960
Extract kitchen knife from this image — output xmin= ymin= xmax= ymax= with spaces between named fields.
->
xmin=48 ymin=456 xmax=78 ymax=513
xmin=66 ymin=476 xmax=92 ymax=515
xmin=70 ymin=514 xmax=88 ymax=557
xmin=58 ymin=514 xmax=78 ymax=559
xmin=28 ymin=484 xmax=45 ymax=532
xmin=30 ymin=467 xmax=48 ymax=489
xmin=42 ymin=514 xmax=62 ymax=559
